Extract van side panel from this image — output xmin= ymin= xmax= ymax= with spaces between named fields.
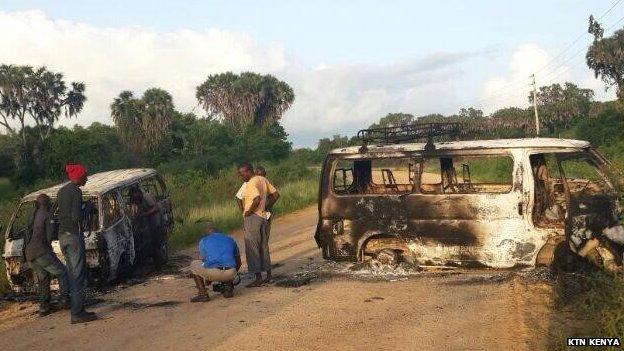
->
xmin=318 ymin=149 xmax=541 ymax=268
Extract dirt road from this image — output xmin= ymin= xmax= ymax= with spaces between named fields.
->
xmin=0 ymin=206 xmax=557 ymax=350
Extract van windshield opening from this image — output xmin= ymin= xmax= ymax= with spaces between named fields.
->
xmin=559 ymin=155 xmax=613 ymax=197
xmin=333 ymin=158 xmax=416 ymax=195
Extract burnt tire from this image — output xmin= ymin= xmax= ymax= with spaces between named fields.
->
xmin=370 ymin=249 xmax=399 ymax=270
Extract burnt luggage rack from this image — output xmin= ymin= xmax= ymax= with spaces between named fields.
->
xmin=356 ymin=122 xmax=462 ymax=151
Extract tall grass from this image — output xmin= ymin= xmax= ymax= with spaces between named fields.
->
xmin=554 ymin=270 xmax=624 ymax=349
xmin=167 ymin=160 xmax=319 ymax=249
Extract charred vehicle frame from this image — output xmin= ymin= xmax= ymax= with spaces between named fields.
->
xmin=315 ymin=124 xmax=623 ymax=270
xmin=3 ymin=168 xmax=174 ymax=292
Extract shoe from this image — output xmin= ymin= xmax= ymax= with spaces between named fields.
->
xmin=38 ymin=309 xmax=51 ymax=317
xmin=222 ymin=286 xmax=234 ymax=298
xmin=190 ymin=294 xmax=210 ymax=303
xmin=71 ymin=311 xmax=99 ymax=324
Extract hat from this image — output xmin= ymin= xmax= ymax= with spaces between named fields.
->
xmin=65 ymin=163 xmax=86 ymax=182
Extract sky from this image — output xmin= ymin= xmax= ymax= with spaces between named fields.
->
xmin=0 ymin=0 xmax=622 ymax=147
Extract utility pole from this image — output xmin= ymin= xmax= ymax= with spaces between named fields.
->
xmin=530 ymin=74 xmax=540 ymax=137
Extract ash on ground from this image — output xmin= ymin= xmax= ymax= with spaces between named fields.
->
xmin=273 ymin=259 xmax=425 ymax=287
xmin=272 ymin=257 xmax=563 ymax=288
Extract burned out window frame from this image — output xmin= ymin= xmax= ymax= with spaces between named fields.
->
xmin=417 ymin=150 xmax=516 ymax=195
xmin=329 ymin=155 xmax=420 ymax=197
xmin=100 ymin=190 xmax=124 ymax=229
xmin=7 ymin=201 xmax=36 ymax=240
xmin=555 ymin=151 xmax=616 ymax=195
xmin=139 ymin=175 xmax=167 ymax=200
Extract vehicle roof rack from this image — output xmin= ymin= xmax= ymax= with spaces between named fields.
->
xmin=356 ymin=122 xmax=461 ymax=151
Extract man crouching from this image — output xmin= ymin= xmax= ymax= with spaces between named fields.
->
xmin=189 ymin=222 xmax=241 ymax=302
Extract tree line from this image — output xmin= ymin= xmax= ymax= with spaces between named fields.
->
xmin=1 ymin=15 xmax=623 ymax=183
xmin=0 ymin=70 xmax=295 ymax=186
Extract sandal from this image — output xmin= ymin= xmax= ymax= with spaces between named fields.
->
xmin=246 ymin=280 xmax=264 ymax=288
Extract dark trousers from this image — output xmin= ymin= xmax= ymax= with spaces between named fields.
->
xmin=59 ymin=233 xmax=87 ymax=316
xmin=31 ymin=253 xmax=70 ymax=311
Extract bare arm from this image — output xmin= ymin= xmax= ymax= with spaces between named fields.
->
xmin=236 ymin=198 xmax=244 ymax=213
xmin=244 ymin=196 xmax=261 ymax=217
xmin=142 ymin=193 xmax=159 ymax=216
xmin=45 ymin=213 xmax=55 ymax=243
xmin=266 ymin=191 xmax=280 ymax=210
xmin=144 ymin=206 xmax=158 ymax=216
xmin=235 ymin=254 xmax=242 ymax=271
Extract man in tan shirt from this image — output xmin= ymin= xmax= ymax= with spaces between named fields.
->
xmin=237 ymin=162 xmax=279 ymax=287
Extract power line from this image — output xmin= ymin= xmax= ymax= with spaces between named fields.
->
xmin=537 ymin=12 xmax=624 ymax=84
xmin=533 ymin=0 xmax=623 ymax=76
xmin=450 ymin=1 xmax=624 ymax=114
xmin=606 ymin=13 xmax=624 ymax=30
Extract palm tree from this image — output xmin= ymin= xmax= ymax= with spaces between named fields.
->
xmin=142 ymin=88 xmax=174 ymax=145
xmin=0 ymin=64 xmax=85 ymax=147
xmin=196 ymin=72 xmax=294 ymax=132
xmin=110 ymin=88 xmax=173 ymax=153
xmin=111 ymin=91 xmax=142 ymax=152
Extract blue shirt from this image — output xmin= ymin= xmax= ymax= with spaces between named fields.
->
xmin=198 ymin=232 xmax=239 ymax=269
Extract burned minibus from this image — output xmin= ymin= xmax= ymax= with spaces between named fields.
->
xmin=315 ymin=123 xmax=623 ymax=270
xmin=3 ymin=169 xmax=173 ymax=292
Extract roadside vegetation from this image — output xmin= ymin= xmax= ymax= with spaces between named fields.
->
xmin=551 ymin=269 xmax=624 ymax=350
xmin=167 ymin=159 xmax=318 ymax=249
xmin=0 ymin=71 xmax=310 ymax=295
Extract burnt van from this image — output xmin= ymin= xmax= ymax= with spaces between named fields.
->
xmin=3 ymin=169 xmax=173 ymax=292
xmin=315 ymin=124 xmax=623 ymax=270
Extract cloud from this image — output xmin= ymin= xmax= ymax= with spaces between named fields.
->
xmin=281 ymin=54 xmax=471 ymax=143
xmin=0 ymin=10 xmax=286 ymax=127
xmin=480 ymin=43 xmax=616 ymax=113
xmin=0 ymin=10 xmax=478 ymax=147
xmin=20 ymin=11 xmax=615 ymax=148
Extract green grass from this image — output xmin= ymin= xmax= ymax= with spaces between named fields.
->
xmin=553 ymin=270 xmax=624 ymax=350
xmin=160 ymin=157 xmax=319 ymax=249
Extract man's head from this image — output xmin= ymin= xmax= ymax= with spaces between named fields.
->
xmin=255 ymin=165 xmax=266 ymax=177
xmin=65 ymin=163 xmax=88 ymax=186
xmin=196 ymin=220 xmax=216 ymax=235
xmin=237 ymin=162 xmax=254 ymax=182
xmin=35 ymin=194 xmax=51 ymax=210
xmin=128 ymin=186 xmax=144 ymax=205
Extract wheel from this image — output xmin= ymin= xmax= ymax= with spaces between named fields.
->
xmin=92 ymin=249 xmax=110 ymax=287
xmin=370 ymin=249 xmax=399 ymax=270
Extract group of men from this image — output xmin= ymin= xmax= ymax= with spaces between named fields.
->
xmin=22 ymin=164 xmax=98 ymax=324
xmin=24 ymin=163 xmax=164 ymax=323
xmin=24 ymin=160 xmax=279 ymax=320
xmin=188 ymin=163 xmax=279 ymax=302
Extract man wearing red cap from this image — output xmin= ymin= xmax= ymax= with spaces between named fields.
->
xmin=57 ymin=163 xmax=98 ymax=324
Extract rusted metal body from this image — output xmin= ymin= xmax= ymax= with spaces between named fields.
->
xmin=315 ymin=138 xmax=623 ymax=269
xmin=3 ymin=169 xmax=173 ymax=292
